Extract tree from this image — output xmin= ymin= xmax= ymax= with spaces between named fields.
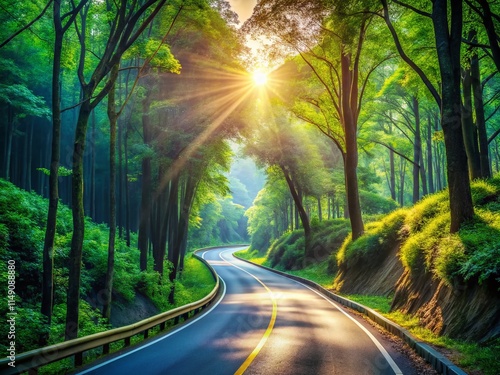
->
xmin=65 ymin=0 xmax=169 ymax=341
xmin=245 ymin=0 xmax=395 ymax=240
xmin=244 ymin=106 xmax=331 ymax=257
xmin=381 ymin=0 xmax=474 ymax=232
xmin=41 ymin=0 xmax=88 ymax=327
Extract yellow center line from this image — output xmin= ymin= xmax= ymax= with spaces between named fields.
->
xmin=219 ymin=252 xmax=278 ymax=375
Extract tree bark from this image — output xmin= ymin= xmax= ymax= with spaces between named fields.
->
xmin=65 ymin=97 xmax=91 ymax=341
xmin=427 ymin=112 xmax=435 ymax=193
xmin=41 ymin=0 xmax=63 ymax=324
xmin=390 ymin=149 xmax=396 ymax=200
xmin=138 ymin=92 xmax=152 ymax=271
xmin=281 ymin=165 xmax=312 ymax=256
xmin=412 ymin=96 xmax=421 ymax=203
xmin=432 ymin=0 xmax=474 ymax=232
xmin=462 ymin=65 xmax=481 ymax=179
xmin=103 ymin=64 xmax=119 ymax=321
xmin=341 ymin=52 xmax=364 ymax=240
xmin=470 ymin=40 xmax=491 ymax=178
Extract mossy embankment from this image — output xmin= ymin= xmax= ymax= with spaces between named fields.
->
xmin=239 ymin=176 xmax=500 ymax=374
xmin=335 ymin=178 xmax=500 ymax=343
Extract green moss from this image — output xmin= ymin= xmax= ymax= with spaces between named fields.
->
xmin=337 ymin=208 xmax=407 ymax=267
xmin=404 ymin=191 xmax=449 ymax=233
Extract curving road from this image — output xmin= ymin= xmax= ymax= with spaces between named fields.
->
xmin=78 ymin=246 xmax=421 ymax=375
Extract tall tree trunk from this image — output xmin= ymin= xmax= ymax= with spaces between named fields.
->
xmin=412 ymin=96 xmax=421 ymax=203
xmin=172 ymin=175 xmax=196 ymax=282
xmin=399 ymin=157 xmax=406 ymax=206
xmin=5 ymin=105 xmax=14 ymax=181
xmin=470 ymin=41 xmax=491 ymax=178
xmin=117 ymin=113 xmax=123 ymax=238
xmin=138 ymin=93 xmax=152 ymax=271
xmin=281 ymin=166 xmax=311 ymax=256
xmin=103 ymin=65 xmax=118 ymax=321
xmin=462 ymin=66 xmax=481 ymax=179
xmin=27 ymin=119 xmax=33 ymax=191
xmin=389 ymin=149 xmax=396 ymax=200
xmin=65 ymin=97 xmax=91 ymax=341
xmin=432 ymin=0 xmax=474 ymax=232
xmin=427 ymin=112 xmax=435 ymax=194
xmin=124 ymin=124 xmax=131 ymax=246
xmin=41 ymin=0 xmax=63 ymax=324
xmin=167 ymin=177 xmax=179 ymax=272
xmin=317 ymin=196 xmax=322 ymax=222
xmin=90 ymin=110 xmax=96 ymax=219
xmin=341 ymin=52 xmax=364 ymax=240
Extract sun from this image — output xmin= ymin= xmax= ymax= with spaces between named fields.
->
xmin=253 ymin=71 xmax=268 ymax=86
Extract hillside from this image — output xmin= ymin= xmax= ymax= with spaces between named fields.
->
xmin=240 ymin=176 xmax=500 ymax=374
xmin=0 ymin=179 xmax=215 ymax=355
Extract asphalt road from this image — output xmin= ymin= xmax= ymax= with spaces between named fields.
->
xmin=78 ymin=246 xmax=422 ymax=375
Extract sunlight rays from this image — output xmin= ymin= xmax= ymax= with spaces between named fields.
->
xmin=152 ymin=62 xmax=289 ymax=199
xmin=253 ymin=71 xmax=268 ymax=86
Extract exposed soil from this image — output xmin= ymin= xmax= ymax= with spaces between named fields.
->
xmin=85 ymin=289 xmax=159 ymax=328
xmin=334 ymin=243 xmax=404 ymax=296
xmin=334 ymin=238 xmax=500 ymax=344
xmin=110 ymin=292 xmax=159 ymax=327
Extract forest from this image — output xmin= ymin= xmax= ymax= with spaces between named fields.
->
xmin=1 ymin=0 xmax=500 ymax=373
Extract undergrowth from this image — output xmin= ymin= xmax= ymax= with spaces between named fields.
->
xmin=0 ymin=179 xmax=216 ymax=374
xmin=337 ymin=177 xmax=500 ymax=288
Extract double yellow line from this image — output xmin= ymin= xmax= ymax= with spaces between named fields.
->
xmin=219 ymin=252 xmax=278 ymax=375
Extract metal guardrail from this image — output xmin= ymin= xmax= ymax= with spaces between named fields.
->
xmin=0 ymin=249 xmax=222 ymax=375
xmin=234 ymin=255 xmax=467 ymax=375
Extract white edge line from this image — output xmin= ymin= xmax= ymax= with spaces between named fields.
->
xmin=229 ymin=254 xmax=403 ymax=375
xmin=295 ymin=280 xmax=403 ymax=375
xmin=78 ymin=255 xmax=226 ymax=374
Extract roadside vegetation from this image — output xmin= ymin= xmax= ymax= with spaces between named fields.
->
xmin=0 ymin=179 xmax=215 ymax=357
xmin=237 ymin=176 xmax=500 ymax=375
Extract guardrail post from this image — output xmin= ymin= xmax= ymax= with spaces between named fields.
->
xmin=75 ymin=352 xmax=83 ymax=367
xmin=144 ymin=329 xmax=149 ymax=339
xmin=124 ymin=337 xmax=131 ymax=347
xmin=103 ymin=343 xmax=110 ymax=355
xmin=160 ymin=322 xmax=166 ymax=331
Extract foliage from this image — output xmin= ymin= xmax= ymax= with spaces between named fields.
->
xmin=173 ymin=254 xmax=216 ymax=306
xmin=266 ymin=219 xmax=351 ymax=271
xmin=359 ymin=189 xmax=399 ymax=215
xmin=36 ymin=166 xmax=73 ymax=176
xmin=337 ymin=177 xmax=500 ymax=288
xmin=0 ymin=179 xmax=217 ymax=355
xmin=336 ymin=208 xmax=407 ymax=268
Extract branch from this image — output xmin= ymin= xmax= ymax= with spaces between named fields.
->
xmin=461 ymin=37 xmax=491 ymax=49
xmin=380 ymin=0 xmax=441 ymax=107
xmin=392 ymin=0 xmax=432 ymax=18
xmin=116 ymin=4 xmax=184 ymax=117
xmin=0 ymin=0 xmax=53 ymax=49
xmin=358 ymin=54 xmax=397 ymax=114
xmin=486 ymin=105 xmax=500 ymax=122
xmin=482 ymin=70 xmax=497 ymax=90
xmin=365 ymin=138 xmax=419 ymax=166
xmin=488 ymin=127 xmax=500 ymax=144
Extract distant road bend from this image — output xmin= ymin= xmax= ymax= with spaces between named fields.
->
xmin=79 ymin=246 xmax=422 ymax=375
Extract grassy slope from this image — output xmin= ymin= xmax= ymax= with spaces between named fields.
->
xmin=237 ymin=176 xmax=500 ymax=375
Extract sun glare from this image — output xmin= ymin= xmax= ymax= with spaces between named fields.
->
xmin=253 ymin=71 xmax=268 ymax=86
